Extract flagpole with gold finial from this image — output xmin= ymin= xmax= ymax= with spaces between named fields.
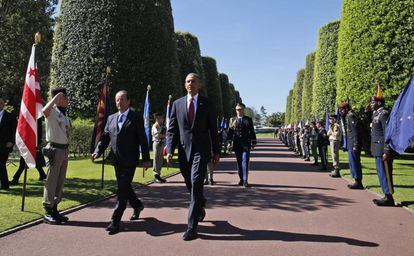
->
xmin=21 ymin=32 xmax=41 ymax=212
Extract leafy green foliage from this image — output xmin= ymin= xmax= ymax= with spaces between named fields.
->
xmin=292 ymin=69 xmax=305 ymax=122
xmin=176 ymin=32 xmax=207 ymax=96
xmin=312 ymin=21 xmax=340 ymax=118
xmin=0 ymin=0 xmax=56 ymax=110
xmin=202 ymin=56 xmax=223 ymax=117
xmin=336 ymin=1 xmax=414 ymax=110
xmin=219 ymin=73 xmax=232 ymax=119
xmin=265 ymin=112 xmax=285 ymax=127
xmin=69 ymin=118 xmax=94 ymax=157
xmin=51 ymin=0 xmax=180 ymax=118
xmin=302 ymin=52 xmax=316 ymax=120
xmin=285 ymin=89 xmax=293 ymax=124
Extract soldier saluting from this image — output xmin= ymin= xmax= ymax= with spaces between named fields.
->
xmin=368 ymin=85 xmax=395 ymax=206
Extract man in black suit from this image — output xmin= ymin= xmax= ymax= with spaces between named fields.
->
xmin=166 ymin=73 xmax=220 ymax=241
xmin=92 ymin=90 xmax=151 ymax=234
xmin=227 ymin=103 xmax=257 ymax=187
xmin=0 ymin=97 xmax=17 ymax=190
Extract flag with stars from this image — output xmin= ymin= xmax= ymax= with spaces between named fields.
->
xmin=385 ymin=77 xmax=414 ymax=154
xmin=15 ymin=44 xmax=43 ymax=168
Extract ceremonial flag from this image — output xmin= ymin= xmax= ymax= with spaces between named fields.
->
xmin=385 ymin=77 xmax=414 ymax=154
xmin=15 ymin=44 xmax=43 ymax=168
xmin=163 ymin=95 xmax=172 ymax=155
xmin=325 ymin=112 xmax=330 ymax=130
xmin=143 ymin=85 xmax=151 ymax=146
xmin=90 ymin=71 xmax=110 ymax=153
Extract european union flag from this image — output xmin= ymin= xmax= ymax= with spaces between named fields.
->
xmin=385 ymin=77 xmax=414 ymax=154
xmin=143 ymin=87 xmax=151 ymax=147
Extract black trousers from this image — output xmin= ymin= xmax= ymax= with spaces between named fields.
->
xmin=179 ymin=152 xmax=207 ymax=231
xmin=13 ymin=156 xmax=47 ymax=181
xmin=0 ymin=152 xmax=10 ymax=189
xmin=112 ymin=165 xmax=143 ymax=223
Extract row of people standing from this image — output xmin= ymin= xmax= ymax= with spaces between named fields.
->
xmin=280 ymin=87 xmax=395 ymax=207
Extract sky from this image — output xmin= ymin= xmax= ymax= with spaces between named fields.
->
xmin=171 ymin=0 xmax=342 ymax=114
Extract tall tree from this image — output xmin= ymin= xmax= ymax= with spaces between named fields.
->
xmin=51 ymin=0 xmax=180 ymax=118
xmin=176 ymin=32 xmax=207 ymax=96
xmin=302 ymin=52 xmax=316 ymax=120
xmin=201 ymin=56 xmax=223 ymax=117
xmin=0 ymin=0 xmax=57 ymax=110
xmin=219 ymin=73 xmax=232 ymax=119
xmin=285 ymin=89 xmax=293 ymax=124
xmin=337 ymin=0 xmax=414 ymax=110
xmin=292 ymin=69 xmax=305 ymax=122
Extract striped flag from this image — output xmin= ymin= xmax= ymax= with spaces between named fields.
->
xmin=163 ymin=95 xmax=172 ymax=155
xmin=143 ymin=85 xmax=151 ymax=146
xmin=15 ymin=45 xmax=43 ymax=168
xmin=90 ymin=73 xmax=110 ymax=153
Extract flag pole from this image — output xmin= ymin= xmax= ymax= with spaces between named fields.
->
xmin=21 ymin=32 xmax=41 ymax=211
xmin=100 ymin=67 xmax=111 ymax=189
xmin=143 ymin=85 xmax=151 ymax=178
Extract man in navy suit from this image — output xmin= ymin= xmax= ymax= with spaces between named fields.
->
xmin=92 ymin=90 xmax=151 ymax=234
xmin=166 ymin=73 xmax=220 ymax=241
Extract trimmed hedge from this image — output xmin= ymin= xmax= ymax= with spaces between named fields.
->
xmin=69 ymin=119 xmax=94 ymax=158
xmin=312 ymin=20 xmax=340 ymax=118
xmin=51 ymin=0 xmax=180 ymax=117
xmin=292 ymin=69 xmax=305 ymax=122
xmin=302 ymin=52 xmax=316 ymax=120
xmin=285 ymin=89 xmax=293 ymax=124
xmin=176 ymin=32 xmax=207 ymax=96
xmin=336 ymin=1 xmax=414 ymax=110
xmin=0 ymin=0 xmax=56 ymax=110
xmin=201 ymin=56 xmax=223 ymax=117
xmin=219 ymin=73 xmax=232 ymax=119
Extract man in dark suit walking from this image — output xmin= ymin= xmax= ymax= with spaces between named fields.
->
xmin=0 ymin=97 xmax=17 ymax=190
xmin=166 ymin=73 xmax=220 ymax=241
xmin=92 ymin=90 xmax=151 ymax=234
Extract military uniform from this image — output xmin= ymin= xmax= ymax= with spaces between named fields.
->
xmin=328 ymin=122 xmax=341 ymax=170
xmin=345 ymin=110 xmax=363 ymax=187
xmin=371 ymin=107 xmax=394 ymax=205
xmin=317 ymin=126 xmax=328 ymax=170
xmin=227 ymin=115 xmax=257 ymax=185
xmin=310 ymin=126 xmax=319 ymax=164
xmin=151 ymin=122 xmax=166 ymax=181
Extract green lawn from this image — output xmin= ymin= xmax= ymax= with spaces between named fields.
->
xmin=256 ymin=132 xmax=276 ymax=138
xmin=328 ymin=148 xmax=414 ymax=210
xmin=0 ymin=157 xmax=180 ymax=233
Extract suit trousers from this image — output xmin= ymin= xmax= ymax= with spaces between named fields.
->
xmin=375 ymin=157 xmax=394 ymax=195
xmin=235 ymin=147 xmax=250 ymax=182
xmin=179 ymin=152 xmax=207 ymax=231
xmin=0 ymin=152 xmax=10 ymax=189
xmin=112 ymin=165 xmax=143 ymax=223
xmin=43 ymin=148 xmax=68 ymax=208
xmin=347 ymin=150 xmax=362 ymax=181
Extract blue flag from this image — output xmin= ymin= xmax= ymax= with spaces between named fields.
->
xmin=143 ymin=88 xmax=151 ymax=147
xmin=325 ymin=112 xmax=330 ymax=131
xmin=385 ymin=77 xmax=414 ymax=154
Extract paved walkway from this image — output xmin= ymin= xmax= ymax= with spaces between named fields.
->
xmin=1 ymin=138 xmax=414 ymax=256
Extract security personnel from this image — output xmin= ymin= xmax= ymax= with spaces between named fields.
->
xmin=227 ymin=103 xmax=257 ymax=187
xmin=42 ymin=88 xmax=71 ymax=224
xmin=339 ymin=102 xmax=364 ymax=189
xmin=316 ymin=121 xmax=328 ymax=170
xmin=369 ymin=86 xmax=395 ymax=206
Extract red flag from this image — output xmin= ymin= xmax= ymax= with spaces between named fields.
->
xmin=15 ymin=45 xmax=43 ymax=168
xmin=90 ymin=76 xmax=110 ymax=153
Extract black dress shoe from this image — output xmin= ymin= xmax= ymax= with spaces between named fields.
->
xmin=53 ymin=205 xmax=69 ymax=223
xmin=106 ymin=222 xmax=120 ymax=235
xmin=154 ymin=175 xmax=165 ymax=183
xmin=203 ymin=179 xmax=209 ymax=185
xmin=304 ymin=158 xmax=310 ymax=161
xmin=243 ymin=181 xmax=249 ymax=187
xmin=329 ymin=170 xmax=341 ymax=178
xmin=347 ymin=182 xmax=364 ymax=190
xmin=374 ymin=194 xmax=395 ymax=207
xmin=238 ymin=180 xmax=243 ymax=186
xmin=199 ymin=207 xmax=206 ymax=222
xmin=43 ymin=208 xmax=61 ymax=225
xmin=209 ymin=179 xmax=214 ymax=185
xmin=130 ymin=205 xmax=144 ymax=220
xmin=182 ymin=229 xmax=197 ymax=241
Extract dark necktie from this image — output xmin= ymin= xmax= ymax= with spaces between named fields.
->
xmin=188 ymin=98 xmax=195 ymax=125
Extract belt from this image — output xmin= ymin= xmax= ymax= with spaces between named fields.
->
xmin=49 ymin=142 xmax=69 ymax=149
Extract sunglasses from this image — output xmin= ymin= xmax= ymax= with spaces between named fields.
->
xmin=236 ymin=108 xmax=243 ymax=111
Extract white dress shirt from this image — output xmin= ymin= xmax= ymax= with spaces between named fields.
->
xmin=187 ymin=93 xmax=199 ymax=113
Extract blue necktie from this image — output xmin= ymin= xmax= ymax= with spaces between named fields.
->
xmin=118 ymin=114 xmax=124 ymax=130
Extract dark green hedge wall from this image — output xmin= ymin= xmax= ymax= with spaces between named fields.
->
xmin=201 ymin=56 xmax=223 ymax=117
xmin=292 ymin=69 xmax=305 ymax=122
xmin=336 ymin=1 xmax=414 ymax=109
xmin=312 ymin=20 xmax=340 ymax=118
xmin=219 ymin=73 xmax=232 ymax=119
xmin=285 ymin=89 xmax=293 ymax=124
xmin=302 ymin=52 xmax=316 ymax=120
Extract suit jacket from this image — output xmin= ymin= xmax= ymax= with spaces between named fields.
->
xmin=370 ymin=107 xmax=390 ymax=157
xmin=0 ymin=111 xmax=17 ymax=154
xmin=227 ymin=116 xmax=257 ymax=150
xmin=345 ymin=111 xmax=362 ymax=150
xmin=166 ymin=95 xmax=219 ymax=161
xmin=94 ymin=109 xmax=150 ymax=168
